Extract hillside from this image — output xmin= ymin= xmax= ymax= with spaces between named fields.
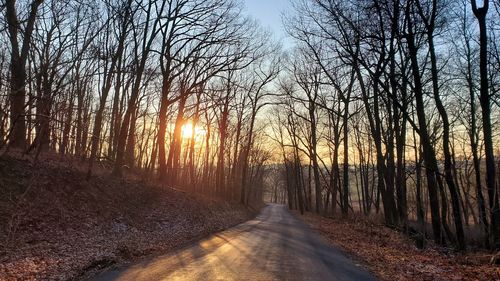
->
xmin=0 ymin=154 xmax=253 ymax=281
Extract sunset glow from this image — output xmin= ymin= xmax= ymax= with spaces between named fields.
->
xmin=181 ymin=123 xmax=206 ymax=139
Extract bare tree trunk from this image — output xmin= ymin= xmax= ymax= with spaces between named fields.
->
xmin=472 ymin=0 xmax=500 ymax=249
xmin=113 ymin=1 xmax=161 ymax=177
xmin=341 ymin=100 xmax=349 ymax=215
xmin=406 ymin=5 xmax=443 ymax=244
xmin=5 ymin=0 xmax=44 ymax=149
xmin=413 ymin=129 xmax=426 ymax=249
xmin=465 ymin=34 xmax=489 ymax=245
xmin=166 ymin=94 xmax=187 ymax=186
xmin=87 ymin=1 xmax=131 ymax=178
xmin=417 ymin=0 xmax=465 ymax=249
xmin=216 ymin=95 xmax=230 ymax=196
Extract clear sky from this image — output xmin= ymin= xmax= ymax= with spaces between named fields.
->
xmin=243 ymin=0 xmax=293 ymax=49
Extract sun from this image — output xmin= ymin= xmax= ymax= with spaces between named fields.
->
xmin=181 ymin=123 xmax=194 ymax=139
xmin=181 ymin=122 xmax=206 ymax=139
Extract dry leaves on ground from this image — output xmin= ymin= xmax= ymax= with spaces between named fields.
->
xmin=0 ymin=155 xmax=254 ymax=281
xmin=298 ymin=212 xmax=500 ymax=281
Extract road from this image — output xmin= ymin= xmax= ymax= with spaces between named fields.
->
xmin=90 ymin=204 xmax=376 ymax=281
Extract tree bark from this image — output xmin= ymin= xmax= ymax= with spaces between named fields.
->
xmin=5 ymin=0 xmax=44 ymax=149
xmin=471 ymin=0 xmax=500 ymax=249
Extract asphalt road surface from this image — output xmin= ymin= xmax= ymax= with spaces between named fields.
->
xmin=90 ymin=204 xmax=376 ymax=281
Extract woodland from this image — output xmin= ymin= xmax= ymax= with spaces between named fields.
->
xmin=268 ymin=0 xmax=500 ymax=253
xmin=0 ymin=0 xmax=499 ymax=278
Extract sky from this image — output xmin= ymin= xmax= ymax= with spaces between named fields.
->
xmin=243 ymin=0 xmax=293 ymax=49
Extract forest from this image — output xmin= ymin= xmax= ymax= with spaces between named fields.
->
xmin=1 ymin=0 xmax=281 ymax=204
xmin=0 ymin=0 xmax=499 ymax=279
xmin=269 ymin=0 xmax=500 ymax=252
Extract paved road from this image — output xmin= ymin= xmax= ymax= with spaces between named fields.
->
xmin=90 ymin=204 xmax=376 ymax=281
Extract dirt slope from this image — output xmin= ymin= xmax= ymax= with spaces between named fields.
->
xmin=0 ymin=155 xmax=253 ymax=281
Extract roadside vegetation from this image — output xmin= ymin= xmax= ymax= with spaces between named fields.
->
xmin=297 ymin=211 xmax=500 ymax=281
xmin=0 ymin=153 xmax=254 ymax=280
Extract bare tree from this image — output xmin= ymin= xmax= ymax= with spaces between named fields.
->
xmin=5 ymin=0 xmax=44 ymax=149
xmin=471 ymin=0 xmax=500 ymax=249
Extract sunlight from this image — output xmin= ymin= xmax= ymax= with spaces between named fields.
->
xmin=181 ymin=122 xmax=206 ymax=139
xmin=181 ymin=123 xmax=194 ymax=139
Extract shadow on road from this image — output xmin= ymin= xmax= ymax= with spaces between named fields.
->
xmin=90 ymin=204 xmax=376 ymax=281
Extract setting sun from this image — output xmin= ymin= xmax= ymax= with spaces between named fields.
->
xmin=181 ymin=123 xmax=206 ymax=139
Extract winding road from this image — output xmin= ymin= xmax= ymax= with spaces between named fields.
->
xmin=90 ymin=204 xmax=376 ymax=281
